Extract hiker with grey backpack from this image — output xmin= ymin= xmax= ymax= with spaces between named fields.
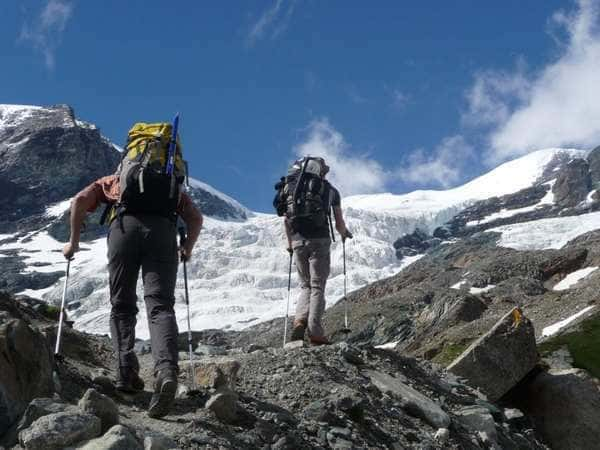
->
xmin=62 ymin=119 xmax=203 ymax=419
xmin=274 ymin=156 xmax=352 ymax=345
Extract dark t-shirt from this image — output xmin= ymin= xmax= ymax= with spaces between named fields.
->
xmin=292 ymin=182 xmax=341 ymax=241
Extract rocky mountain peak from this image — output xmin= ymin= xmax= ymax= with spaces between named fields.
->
xmin=0 ymin=104 xmax=119 ymax=233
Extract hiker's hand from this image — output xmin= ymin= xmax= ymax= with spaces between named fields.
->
xmin=180 ymin=244 xmax=193 ymax=262
xmin=342 ymin=229 xmax=353 ymax=242
xmin=62 ymin=242 xmax=79 ymax=259
xmin=287 ymin=247 xmax=293 ymax=256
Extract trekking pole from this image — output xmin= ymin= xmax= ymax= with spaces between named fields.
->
xmin=54 ymin=258 xmax=72 ymax=358
xmin=341 ymin=239 xmax=351 ymax=334
xmin=178 ymin=227 xmax=195 ymax=390
xmin=283 ymin=250 xmax=293 ymax=347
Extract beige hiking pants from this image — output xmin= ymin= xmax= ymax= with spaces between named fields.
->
xmin=292 ymin=238 xmax=331 ymax=338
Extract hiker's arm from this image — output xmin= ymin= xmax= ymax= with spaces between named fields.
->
xmin=284 ymin=218 xmax=293 ymax=254
xmin=63 ymin=185 xmax=101 ymax=259
xmin=179 ymin=194 xmax=203 ymax=261
xmin=333 ymin=205 xmax=352 ymax=241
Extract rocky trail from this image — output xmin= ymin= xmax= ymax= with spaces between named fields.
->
xmin=1 ymin=291 xmax=552 ymax=450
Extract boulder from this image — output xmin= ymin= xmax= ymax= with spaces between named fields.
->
xmin=365 ymin=370 xmax=449 ymax=428
xmin=143 ymin=432 xmax=178 ymax=450
xmin=18 ymin=411 xmax=101 ymax=450
xmin=447 ymin=307 xmax=538 ymax=401
xmin=78 ymin=388 xmax=119 ymax=433
xmin=0 ymin=316 xmax=54 ymax=435
xmin=455 ymin=405 xmax=498 ymax=444
xmin=16 ymin=397 xmax=79 ymax=432
xmin=182 ymin=357 xmax=241 ymax=390
xmin=75 ymin=424 xmax=141 ymax=450
xmin=205 ymin=388 xmax=238 ymax=423
xmin=516 ymin=368 xmax=600 ymax=450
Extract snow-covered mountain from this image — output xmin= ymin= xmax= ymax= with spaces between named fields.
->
xmin=2 ymin=103 xmax=599 ymax=341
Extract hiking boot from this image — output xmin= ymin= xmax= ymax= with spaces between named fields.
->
xmin=116 ymin=368 xmax=145 ymax=393
xmin=309 ymin=335 xmax=331 ymax=346
xmin=147 ymin=368 xmax=178 ymax=419
xmin=290 ymin=320 xmax=306 ymax=341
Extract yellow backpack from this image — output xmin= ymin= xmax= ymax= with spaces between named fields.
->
xmin=101 ymin=122 xmax=188 ymax=224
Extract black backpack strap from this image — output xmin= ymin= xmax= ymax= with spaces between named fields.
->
xmin=325 ymin=181 xmax=335 ymax=242
xmin=99 ymin=203 xmax=113 ymax=226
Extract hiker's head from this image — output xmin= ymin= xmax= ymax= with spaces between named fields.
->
xmin=303 ymin=156 xmax=329 ymax=178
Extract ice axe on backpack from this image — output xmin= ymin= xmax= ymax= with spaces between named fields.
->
xmin=178 ymin=226 xmax=197 ymax=392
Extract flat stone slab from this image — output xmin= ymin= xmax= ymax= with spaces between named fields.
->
xmin=365 ymin=370 xmax=450 ymax=428
xmin=447 ymin=307 xmax=538 ymax=401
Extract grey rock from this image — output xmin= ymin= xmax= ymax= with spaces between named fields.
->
xmin=143 ymin=434 xmax=178 ymax=450
xmin=194 ymin=344 xmax=227 ymax=356
xmin=205 ymin=388 xmax=238 ymax=423
xmin=337 ymin=342 xmax=363 ymax=365
xmin=16 ymin=397 xmax=79 ymax=433
xmin=516 ymin=368 xmax=600 ymax=450
xmin=75 ymin=424 xmax=141 ymax=450
xmin=456 ymin=406 xmax=497 ymax=442
xmin=91 ymin=375 xmax=115 ymax=395
xmin=366 ymin=370 xmax=450 ymax=428
xmin=78 ymin=388 xmax=119 ymax=432
xmin=553 ymin=158 xmax=592 ymax=207
xmin=447 ymin=307 xmax=538 ymax=401
xmin=433 ymin=428 xmax=449 ymax=444
xmin=18 ymin=411 xmax=101 ymax=450
xmin=190 ymin=433 xmax=212 ymax=445
xmin=504 ymin=408 xmax=524 ymax=422
xmin=0 ymin=315 xmax=54 ymax=435
xmin=587 ymin=145 xmax=600 ymax=186
xmin=283 ymin=340 xmax=305 ymax=351
xmin=182 ymin=357 xmax=241 ymax=390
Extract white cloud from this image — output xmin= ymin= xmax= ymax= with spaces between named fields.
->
xmin=464 ymin=0 xmax=600 ymax=163
xmin=19 ymin=0 xmax=73 ymax=69
xmin=246 ymin=0 xmax=297 ymax=47
xmin=396 ymin=136 xmax=474 ymax=188
xmin=294 ymin=119 xmax=390 ymax=196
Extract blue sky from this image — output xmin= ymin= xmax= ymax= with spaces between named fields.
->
xmin=2 ymin=0 xmax=600 ymax=212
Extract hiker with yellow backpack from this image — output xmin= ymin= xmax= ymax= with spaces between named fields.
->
xmin=63 ymin=118 xmax=203 ymax=418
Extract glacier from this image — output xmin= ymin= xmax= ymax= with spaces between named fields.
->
xmin=6 ymin=147 xmax=590 ymax=339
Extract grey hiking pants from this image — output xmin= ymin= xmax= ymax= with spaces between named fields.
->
xmin=107 ymin=214 xmax=179 ymax=375
xmin=292 ymin=238 xmax=331 ymax=338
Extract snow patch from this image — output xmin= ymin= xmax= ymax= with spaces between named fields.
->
xmin=553 ymin=267 xmax=598 ymax=291
xmin=0 ymin=105 xmax=43 ymax=128
xmin=375 ymin=341 xmax=399 ymax=349
xmin=542 ymin=306 xmax=596 ymax=337
xmin=451 ymin=280 xmax=467 ymax=290
xmin=45 ymin=199 xmax=72 ymax=218
xmin=470 ymin=285 xmax=495 ymax=294
xmin=489 ymin=211 xmax=600 ymax=250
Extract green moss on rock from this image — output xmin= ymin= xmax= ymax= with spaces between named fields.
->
xmin=538 ymin=314 xmax=600 ymax=379
xmin=432 ymin=341 xmax=471 ymax=367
